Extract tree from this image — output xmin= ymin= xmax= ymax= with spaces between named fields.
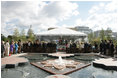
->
xmin=7 ymin=35 xmax=13 ymax=42
xmin=27 ymin=25 xmax=35 ymax=41
xmin=106 ymin=28 xmax=112 ymax=40
xmin=93 ymin=37 xmax=101 ymax=45
xmin=20 ymin=29 xmax=26 ymax=42
xmin=1 ymin=34 xmax=6 ymax=41
xmin=99 ymin=29 xmax=105 ymax=40
xmin=88 ymin=32 xmax=95 ymax=44
xmin=13 ymin=28 xmax=20 ymax=41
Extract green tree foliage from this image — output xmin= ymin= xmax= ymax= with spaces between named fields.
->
xmin=93 ymin=37 xmax=101 ymax=45
xmin=106 ymin=28 xmax=112 ymax=40
xmin=99 ymin=29 xmax=105 ymax=40
xmin=2 ymin=25 xmax=36 ymax=42
xmin=20 ymin=29 xmax=26 ymax=42
xmin=88 ymin=28 xmax=116 ymax=45
xmin=13 ymin=28 xmax=20 ymax=37
xmin=88 ymin=32 xmax=95 ymax=44
xmin=7 ymin=35 xmax=13 ymax=42
xmin=1 ymin=34 xmax=6 ymax=41
xmin=13 ymin=28 xmax=20 ymax=41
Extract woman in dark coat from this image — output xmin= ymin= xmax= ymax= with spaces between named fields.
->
xmin=18 ymin=40 xmax=22 ymax=53
xmin=109 ymin=41 xmax=114 ymax=57
xmin=1 ymin=41 xmax=5 ymax=58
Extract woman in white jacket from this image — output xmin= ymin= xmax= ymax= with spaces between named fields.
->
xmin=5 ymin=41 xmax=10 ymax=56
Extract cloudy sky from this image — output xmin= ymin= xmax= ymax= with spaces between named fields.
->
xmin=1 ymin=0 xmax=117 ymax=36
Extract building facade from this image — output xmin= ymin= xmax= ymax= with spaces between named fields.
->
xmin=75 ymin=26 xmax=92 ymax=34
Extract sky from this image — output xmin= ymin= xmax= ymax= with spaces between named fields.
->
xmin=1 ymin=0 xmax=117 ymax=36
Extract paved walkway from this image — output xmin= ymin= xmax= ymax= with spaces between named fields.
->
xmin=1 ymin=53 xmax=29 ymax=68
xmin=93 ymin=58 xmax=117 ymax=70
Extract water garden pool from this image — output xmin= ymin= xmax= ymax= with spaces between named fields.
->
xmin=1 ymin=53 xmax=117 ymax=78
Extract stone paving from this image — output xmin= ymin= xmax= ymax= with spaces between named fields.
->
xmin=31 ymin=61 xmax=91 ymax=75
xmin=1 ymin=53 xmax=29 ymax=68
xmin=93 ymin=58 xmax=117 ymax=70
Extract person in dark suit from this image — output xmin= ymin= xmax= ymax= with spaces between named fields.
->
xmin=33 ymin=41 xmax=37 ymax=52
xmin=18 ymin=40 xmax=22 ymax=53
xmin=1 ymin=41 xmax=5 ymax=58
xmin=72 ymin=43 xmax=76 ymax=53
xmin=99 ymin=40 xmax=104 ymax=54
xmin=42 ymin=42 xmax=47 ymax=53
xmin=22 ymin=42 xmax=26 ymax=52
xmin=106 ymin=40 xmax=110 ymax=55
xmin=25 ymin=41 xmax=28 ymax=52
xmin=38 ymin=42 xmax=42 ymax=53
xmin=103 ymin=40 xmax=107 ymax=55
xmin=109 ymin=40 xmax=114 ymax=57
xmin=84 ymin=42 xmax=88 ymax=53
xmin=28 ymin=41 xmax=31 ymax=52
xmin=94 ymin=42 xmax=98 ymax=53
xmin=47 ymin=42 xmax=51 ymax=53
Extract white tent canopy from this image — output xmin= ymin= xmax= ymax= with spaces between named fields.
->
xmin=36 ymin=28 xmax=87 ymax=36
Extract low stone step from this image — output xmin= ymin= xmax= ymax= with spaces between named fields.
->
xmin=93 ymin=58 xmax=117 ymax=70
xmin=1 ymin=56 xmax=29 ymax=68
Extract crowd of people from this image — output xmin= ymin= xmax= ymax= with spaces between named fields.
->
xmin=1 ymin=39 xmax=117 ymax=58
xmin=1 ymin=40 xmax=57 ymax=58
xmin=66 ymin=40 xmax=117 ymax=57
xmin=22 ymin=40 xmax=57 ymax=53
xmin=99 ymin=40 xmax=116 ymax=57
xmin=1 ymin=40 xmax=22 ymax=58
